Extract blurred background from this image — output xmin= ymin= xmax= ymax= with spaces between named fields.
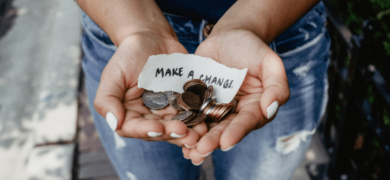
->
xmin=0 ymin=0 xmax=389 ymax=180
xmin=0 ymin=0 xmax=81 ymax=179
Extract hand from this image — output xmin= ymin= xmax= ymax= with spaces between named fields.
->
xmin=94 ymin=32 xmax=208 ymax=147
xmin=182 ymin=29 xmax=290 ymax=164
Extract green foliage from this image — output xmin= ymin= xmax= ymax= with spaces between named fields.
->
xmin=330 ymin=0 xmax=390 ymax=67
xmin=384 ymin=108 xmax=390 ymax=126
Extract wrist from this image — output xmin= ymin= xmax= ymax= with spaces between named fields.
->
xmin=78 ymin=0 xmax=177 ymax=46
xmin=211 ymin=0 xmax=319 ymax=44
xmin=114 ymin=25 xmax=177 ymax=46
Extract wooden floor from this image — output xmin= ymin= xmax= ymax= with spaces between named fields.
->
xmin=76 ymin=78 xmax=119 ymax=180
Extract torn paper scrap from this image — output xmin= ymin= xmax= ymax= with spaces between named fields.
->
xmin=138 ymin=53 xmax=248 ymax=103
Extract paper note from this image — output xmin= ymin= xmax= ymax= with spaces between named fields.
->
xmin=138 ymin=53 xmax=248 ymax=103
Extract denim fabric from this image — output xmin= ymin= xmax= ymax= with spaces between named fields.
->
xmin=81 ymin=2 xmax=330 ymax=180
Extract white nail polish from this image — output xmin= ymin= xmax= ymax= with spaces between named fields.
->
xmin=184 ymin=144 xmax=196 ymax=148
xmin=147 ymin=132 xmax=163 ymax=137
xmin=222 ymin=144 xmax=236 ymax=152
xmin=198 ymin=151 xmax=213 ymax=157
xmin=170 ymin=133 xmax=186 ymax=138
xmin=192 ymin=160 xmax=204 ymax=166
xmin=267 ymin=101 xmax=279 ymax=119
xmin=106 ymin=112 xmax=118 ymax=131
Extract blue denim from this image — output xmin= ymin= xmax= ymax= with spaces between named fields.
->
xmin=81 ymin=2 xmax=330 ymax=180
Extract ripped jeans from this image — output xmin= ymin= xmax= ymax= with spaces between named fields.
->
xmin=81 ymin=2 xmax=330 ymax=180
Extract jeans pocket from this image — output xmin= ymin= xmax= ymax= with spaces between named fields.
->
xmin=81 ymin=12 xmax=115 ymax=47
xmin=273 ymin=2 xmax=327 ymax=55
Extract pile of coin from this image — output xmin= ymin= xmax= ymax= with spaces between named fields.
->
xmin=142 ymin=79 xmax=236 ymax=127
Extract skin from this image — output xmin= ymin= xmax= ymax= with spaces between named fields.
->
xmin=76 ymin=0 xmax=320 ymax=165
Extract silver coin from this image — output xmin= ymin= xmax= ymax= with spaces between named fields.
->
xmin=200 ymin=97 xmax=216 ymax=112
xmin=205 ymin=104 xmax=216 ymax=116
xmin=164 ymin=91 xmax=175 ymax=99
xmin=142 ymin=91 xmax=169 ymax=109
xmin=168 ymin=94 xmax=184 ymax=111
xmin=172 ymin=111 xmax=195 ymax=121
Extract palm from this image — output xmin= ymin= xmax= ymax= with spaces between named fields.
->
xmin=183 ymin=29 xmax=289 ymax=163
xmin=197 ymin=29 xmax=283 ymax=127
xmin=95 ymin=33 xmax=206 ymax=145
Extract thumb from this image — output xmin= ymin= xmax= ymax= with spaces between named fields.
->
xmin=94 ymin=63 xmax=127 ymax=131
xmin=259 ymin=53 xmax=290 ymax=120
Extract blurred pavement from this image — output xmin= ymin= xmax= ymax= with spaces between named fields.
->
xmin=0 ymin=0 xmax=81 ymax=179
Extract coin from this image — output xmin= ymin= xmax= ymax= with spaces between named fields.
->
xmin=172 ymin=111 xmax=195 ymax=122
xmin=185 ymin=113 xmax=207 ymax=127
xmin=165 ymin=91 xmax=179 ymax=99
xmin=206 ymin=85 xmax=213 ymax=98
xmin=204 ymin=104 xmax=216 ymax=116
xmin=213 ymin=104 xmax=227 ymax=122
xmin=186 ymin=85 xmax=207 ymax=96
xmin=200 ymin=97 xmax=216 ymax=113
xmin=168 ymin=94 xmax=183 ymax=111
xmin=209 ymin=104 xmax=223 ymax=122
xmin=201 ymin=85 xmax=213 ymax=103
xmin=142 ymin=91 xmax=168 ymax=109
xmin=217 ymin=104 xmax=235 ymax=122
xmin=177 ymin=91 xmax=202 ymax=111
xmin=183 ymin=79 xmax=207 ymax=96
xmin=165 ymin=91 xmax=174 ymax=99
xmin=142 ymin=79 xmax=237 ymax=128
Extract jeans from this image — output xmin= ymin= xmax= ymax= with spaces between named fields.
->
xmin=81 ymin=2 xmax=330 ymax=180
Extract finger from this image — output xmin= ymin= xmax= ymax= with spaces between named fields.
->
xmin=159 ymin=120 xmax=188 ymax=139
xmin=94 ymin=62 xmax=130 ymax=131
xmin=190 ymin=121 xmax=208 ymax=137
xmin=123 ymin=98 xmax=151 ymax=115
xmin=167 ymin=128 xmax=199 ymax=148
xmin=164 ymin=114 xmax=175 ymax=120
xmin=188 ymin=147 xmax=207 ymax=166
xmin=143 ymin=113 xmax=163 ymax=120
xmin=194 ymin=117 xmax=232 ymax=156
xmin=163 ymin=116 xmax=208 ymax=137
xmin=182 ymin=147 xmax=191 ymax=159
xmin=150 ymin=106 xmax=178 ymax=116
xmin=117 ymin=111 xmax=165 ymax=138
xmin=219 ymin=105 xmax=263 ymax=150
xmin=260 ymin=52 xmax=290 ymax=119
xmin=206 ymin=122 xmax=218 ymax=130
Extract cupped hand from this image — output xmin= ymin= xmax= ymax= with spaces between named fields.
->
xmin=183 ymin=29 xmax=290 ymax=164
xmin=94 ymin=32 xmax=208 ymax=147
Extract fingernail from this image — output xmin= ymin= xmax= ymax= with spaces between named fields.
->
xmin=184 ymin=144 xmax=197 ymax=148
xmin=170 ymin=133 xmax=186 ymax=138
xmin=192 ymin=160 xmax=204 ymax=166
xmin=198 ymin=151 xmax=213 ymax=157
xmin=222 ymin=144 xmax=236 ymax=152
xmin=150 ymin=109 xmax=157 ymax=114
xmin=183 ymin=154 xmax=190 ymax=159
xmin=106 ymin=112 xmax=118 ymax=131
xmin=147 ymin=132 xmax=163 ymax=137
xmin=267 ymin=101 xmax=279 ymax=119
